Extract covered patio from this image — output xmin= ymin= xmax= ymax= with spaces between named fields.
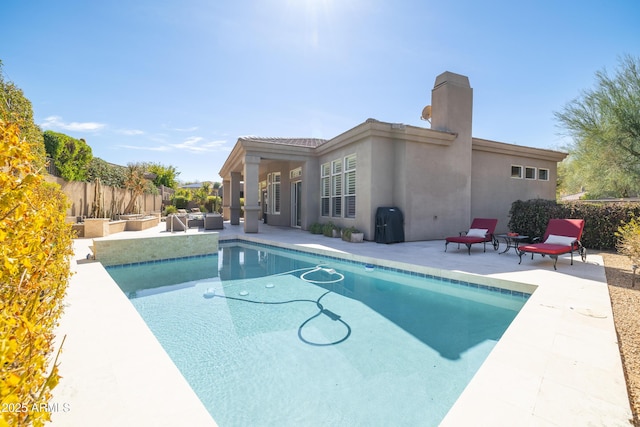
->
xmin=219 ymin=137 xmax=326 ymax=233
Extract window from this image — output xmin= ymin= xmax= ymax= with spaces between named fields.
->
xmin=268 ymin=172 xmax=281 ymax=214
xmin=511 ymin=165 xmax=523 ymax=179
xmin=525 ymin=167 xmax=536 ymax=180
xmin=538 ymin=168 xmax=549 ymax=181
xmin=344 ymin=154 xmax=356 ymax=218
xmin=321 ymin=163 xmax=330 ymax=216
xmin=331 ymin=160 xmax=342 ymax=217
xmin=290 ymin=167 xmax=302 ymax=179
xmin=320 ymin=154 xmax=356 ymax=218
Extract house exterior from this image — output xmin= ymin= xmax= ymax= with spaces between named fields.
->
xmin=219 ymin=71 xmax=567 ymax=241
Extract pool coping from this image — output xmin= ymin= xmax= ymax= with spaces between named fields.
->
xmin=52 ymin=222 xmax=633 ymax=426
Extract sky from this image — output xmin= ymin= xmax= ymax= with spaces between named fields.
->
xmin=2 ymin=0 xmax=639 ymax=183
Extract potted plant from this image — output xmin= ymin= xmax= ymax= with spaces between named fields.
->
xmin=342 ymin=226 xmax=364 ymax=243
xmin=323 ymin=222 xmax=341 ymax=238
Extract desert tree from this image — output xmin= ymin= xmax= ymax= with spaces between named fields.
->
xmin=555 ymin=54 xmax=640 ymax=198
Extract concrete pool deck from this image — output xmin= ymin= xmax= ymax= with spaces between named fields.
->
xmin=52 ymin=221 xmax=633 ymax=426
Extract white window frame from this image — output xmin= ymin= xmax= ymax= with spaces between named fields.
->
xmin=320 ymin=154 xmax=356 ymax=218
xmin=321 ymin=163 xmax=330 ymax=217
xmin=331 ymin=159 xmax=343 ymax=217
xmin=267 ymin=172 xmax=281 ymax=215
xmin=538 ymin=168 xmax=549 ymax=181
xmin=290 ymin=167 xmax=302 ymax=179
xmin=511 ymin=165 xmax=523 ymax=179
xmin=525 ymin=166 xmax=536 ymax=180
xmin=344 ymin=154 xmax=356 ymax=219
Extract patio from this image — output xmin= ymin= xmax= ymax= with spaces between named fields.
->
xmin=51 ymin=221 xmax=632 ymax=426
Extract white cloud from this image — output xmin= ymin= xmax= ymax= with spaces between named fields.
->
xmin=41 ymin=115 xmax=106 ymax=132
xmin=172 ymin=126 xmax=199 ymax=132
xmin=119 ymin=144 xmax=171 ymax=152
xmin=118 ymin=136 xmax=229 ymax=153
xmin=117 ymin=129 xmax=145 ymax=136
xmin=170 ymin=137 xmax=228 ymax=153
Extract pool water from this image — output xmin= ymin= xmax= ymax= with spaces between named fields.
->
xmin=107 ymin=242 xmax=528 ymax=426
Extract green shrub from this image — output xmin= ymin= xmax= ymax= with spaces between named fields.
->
xmin=341 ymin=226 xmax=361 ymax=242
xmin=322 ymin=222 xmax=340 ymax=237
xmin=616 ymin=216 xmax=640 ymax=266
xmin=164 ymin=205 xmax=177 ymax=215
xmin=507 ymin=199 xmax=564 ymax=239
xmin=309 ymin=223 xmax=324 ymax=234
xmin=508 ymin=199 xmax=640 ymax=250
xmin=172 ymin=195 xmax=189 ymax=209
xmin=44 ymin=130 xmax=93 ymax=181
xmin=1 ymin=121 xmax=73 ymax=426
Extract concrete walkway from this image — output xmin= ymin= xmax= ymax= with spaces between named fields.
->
xmin=52 ymin=221 xmax=633 ymax=426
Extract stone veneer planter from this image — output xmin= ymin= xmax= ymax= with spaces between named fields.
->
xmin=80 ymin=217 xmax=160 ymax=238
xmin=84 ymin=218 xmax=111 ymax=238
xmin=125 ymin=216 xmax=160 ymax=231
xmin=109 ymin=220 xmax=127 ymax=234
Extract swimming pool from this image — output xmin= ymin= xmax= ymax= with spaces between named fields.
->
xmin=107 ymin=241 xmax=529 ymax=426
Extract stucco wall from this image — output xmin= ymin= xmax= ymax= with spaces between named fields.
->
xmin=316 ymin=139 xmax=369 ymax=237
xmin=471 ymin=143 xmax=561 ymax=234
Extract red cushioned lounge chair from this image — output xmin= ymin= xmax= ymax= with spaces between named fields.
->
xmin=445 ymin=218 xmax=499 ymax=255
xmin=516 ymin=219 xmax=587 ymax=270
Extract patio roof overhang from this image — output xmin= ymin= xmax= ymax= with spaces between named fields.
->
xmin=218 ymin=137 xmax=323 ymax=178
xmin=472 ymin=137 xmax=568 ymax=162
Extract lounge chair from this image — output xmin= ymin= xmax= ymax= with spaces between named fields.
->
xmin=516 ymin=219 xmax=586 ymax=270
xmin=445 ymin=218 xmax=499 ymax=255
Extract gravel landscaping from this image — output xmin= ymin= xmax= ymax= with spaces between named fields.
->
xmin=601 ymin=251 xmax=640 ymax=426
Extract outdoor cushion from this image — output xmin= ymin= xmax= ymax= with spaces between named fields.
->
xmin=544 ymin=234 xmax=576 ymax=246
xmin=518 ymin=243 xmax=574 ymax=255
xmin=466 ymin=228 xmax=488 ymax=238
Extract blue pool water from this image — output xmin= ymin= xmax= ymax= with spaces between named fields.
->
xmin=107 ymin=242 xmax=529 ymax=426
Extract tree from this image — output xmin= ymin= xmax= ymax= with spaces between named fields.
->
xmin=43 ymin=131 xmax=93 ymax=182
xmin=555 ymin=54 xmax=640 ymax=198
xmin=171 ymin=188 xmax=192 ymax=209
xmin=146 ymin=163 xmax=180 ymax=189
xmin=87 ymin=157 xmax=126 ymax=187
xmin=123 ymin=162 xmax=153 ymax=213
xmin=0 ymin=60 xmax=46 ymax=165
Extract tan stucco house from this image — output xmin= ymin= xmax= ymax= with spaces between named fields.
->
xmin=219 ymin=71 xmax=567 ymax=241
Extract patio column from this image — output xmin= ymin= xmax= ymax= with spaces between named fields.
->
xmin=222 ymin=179 xmax=230 ymax=220
xmin=230 ymin=172 xmax=241 ymax=225
xmin=243 ymin=155 xmax=260 ymax=233
xmin=301 ymin=159 xmax=319 ymax=230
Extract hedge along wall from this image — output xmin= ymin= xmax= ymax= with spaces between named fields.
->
xmin=1 ymin=121 xmax=74 ymax=426
xmin=508 ymin=199 xmax=640 ymax=250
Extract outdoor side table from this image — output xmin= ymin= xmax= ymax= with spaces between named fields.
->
xmin=496 ymin=234 xmax=529 ymax=254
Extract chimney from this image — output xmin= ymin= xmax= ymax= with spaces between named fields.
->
xmin=430 ymin=71 xmax=473 ymax=140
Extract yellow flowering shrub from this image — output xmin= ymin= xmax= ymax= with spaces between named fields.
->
xmin=617 ymin=215 xmax=640 ymax=268
xmin=0 ymin=121 xmax=73 ymax=427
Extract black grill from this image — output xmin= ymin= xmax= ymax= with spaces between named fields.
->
xmin=374 ymin=207 xmax=405 ymax=244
